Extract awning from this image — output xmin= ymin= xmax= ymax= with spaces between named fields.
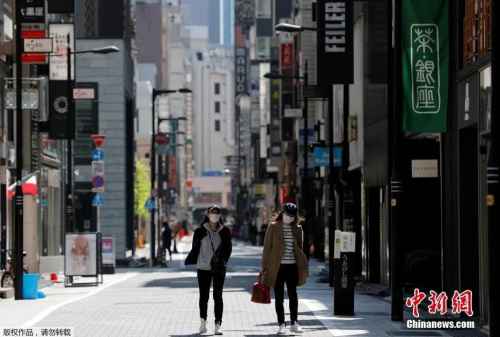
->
xmin=7 ymin=175 xmax=38 ymax=200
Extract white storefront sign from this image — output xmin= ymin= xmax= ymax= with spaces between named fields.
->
xmin=411 ymin=159 xmax=439 ymax=178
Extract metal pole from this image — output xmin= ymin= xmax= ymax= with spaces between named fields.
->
xmin=14 ymin=0 xmax=25 ymax=300
xmin=97 ymin=206 xmax=101 ymax=233
xmin=66 ymin=34 xmax=74 ymax=234
xmin=389 ymin=0 xmax=404 ymax=321
xmin=328 ymin=84 xmax=335 ymax=287
xmin=150 ymin=91 xmax=156 ymax=266
xmin=488 ymin=0 xmax=499 ymax=333
xmin=302 ymin=61 xmax=309 ymax=256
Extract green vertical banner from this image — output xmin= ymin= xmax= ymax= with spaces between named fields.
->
xmin=402 ymin=0 xmax=448 ymax=133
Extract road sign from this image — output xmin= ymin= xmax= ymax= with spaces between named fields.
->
xmin=92 ymin=161 xmax=105 ymax=176
xmin=313 ymin=146 xmax=343 ymax=167
xmin=91 ymin=149 xmax=104 ymax=161
xmin=145 ymin=198 xmax=155 ymax=210
xmin=92 ymin=193 xmax=103 ymax=207
xmin=92 ymin=176 xmax=105 ymax=193
xmin=24 ymin=38 xmax=52 ymax=53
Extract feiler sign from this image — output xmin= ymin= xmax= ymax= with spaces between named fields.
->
xmin=317 ymin=0 xmax=354 ymax=85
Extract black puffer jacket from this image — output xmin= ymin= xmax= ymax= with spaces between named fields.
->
xmin=185 ymin=223 xmax=232 ymax=266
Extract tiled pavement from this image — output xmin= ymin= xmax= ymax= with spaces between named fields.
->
xmin=1 ymin=240 xmax=486 ymax=337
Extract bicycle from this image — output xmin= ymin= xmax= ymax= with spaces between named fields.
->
xmin=1 ymin=250 xmax=27 ymax=288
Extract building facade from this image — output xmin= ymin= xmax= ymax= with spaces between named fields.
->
xmin=190 ymin=48 xmax=235 ymax=176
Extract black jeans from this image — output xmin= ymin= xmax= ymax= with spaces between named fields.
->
xmin=274 ymin=264 xmax=298 ymax=325
xmin=197 ymin=269 xmax=226 ymax=324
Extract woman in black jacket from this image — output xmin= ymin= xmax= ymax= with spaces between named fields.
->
xmin=185 ymin=205 xmax=232 ymax=335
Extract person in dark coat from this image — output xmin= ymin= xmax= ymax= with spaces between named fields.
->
xmin=185 ymin=205 xmax=232 ymax=335
xmin=161 ymin=218 xmax=172 ymax=263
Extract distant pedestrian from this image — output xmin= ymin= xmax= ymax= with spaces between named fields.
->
xmin=161 ymin=218 xmax=172 ymax=263
xmin=261 ymin=202 xmax=309 ymax=335
xmin=185 ymin=205 xmax=232 ymax=335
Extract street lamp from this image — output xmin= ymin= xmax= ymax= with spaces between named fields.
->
xmin=74 ymin=46 xmax=120 ymax=55
xmin=150 ymin=87 xmax=191 ymax=265
xmin=65 ymin=41 xmax=120 ymax=235
xmin=275 ymin=22 xmax=317 ymax=33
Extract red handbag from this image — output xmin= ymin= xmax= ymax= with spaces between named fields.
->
xmin=251 ymin=274 xmax=271 ymax=304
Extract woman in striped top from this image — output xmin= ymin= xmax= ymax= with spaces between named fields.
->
xmin=261 ymin=203 xmax=309 ymax=335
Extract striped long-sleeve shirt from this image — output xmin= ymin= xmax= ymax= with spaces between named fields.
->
xmin=281 ymin=223 xmax=296 ymax=264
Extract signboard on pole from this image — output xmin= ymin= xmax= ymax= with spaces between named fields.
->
xmin=24 ymin=38 xmax=52 ymax=53
xmin=49 ymin=80 xmax=75 ymax=139
xmin=402 ymin=0 xmax=449 ymax=133
xmin=92 ymin=161 xmax=105 ymax=177
xmin=92 ymin=176 xmax=105 ymax=193
xmin=19 ymin=0 xmax=46 ymax=23
xmin=313 ymin=146 xmax=343 ymax=167
xmin=317 ymin=0 xmax=354 ymax=85
xmin=49 ymin=24 xmax=74 ymax=80
xmin=21 ymin=24 xmax=48 ymax=64
xmin=92 ymin=193 xmax=103 ymax=207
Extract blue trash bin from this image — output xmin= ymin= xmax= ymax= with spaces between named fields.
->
xmin=22 ymin=273 xmax=40 ymax=300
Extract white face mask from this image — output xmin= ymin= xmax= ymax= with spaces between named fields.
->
xmin=282 ymin=214 xmax=295 ymax=224
xmin=209 ymin=214 xmax=221 ymax=224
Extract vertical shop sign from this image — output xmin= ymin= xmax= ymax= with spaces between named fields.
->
xmin=402 ymin=0 xmax=449 ymax=132
xmin=235 ymin=48 xmax=248 ymax=95
xmin=317 ymin=0 xmax=354 ymax=85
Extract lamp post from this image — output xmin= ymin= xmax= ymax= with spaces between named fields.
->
xmin=64 ymin=41 xmax=120 ymax=234
xmin=13 ymin=0 xmax=24 ymax=300
xmin=158 ymin=118 xmax=186 ymax=250
xmin=150 ymin=88 xmax=191 ymax=265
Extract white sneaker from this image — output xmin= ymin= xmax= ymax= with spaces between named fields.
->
xmin=277 ymin=324 xmax=286 ymax=335
xmin=290 ymin=322 xmax=303 ymax=333
xmin=214 ymin=323 xmax=222 ymax=335
xmin=199 ymin=319 xmax=207 ymax=334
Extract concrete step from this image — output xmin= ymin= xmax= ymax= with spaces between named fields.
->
xmin=0 ymin=287 xmax=14 ymax=298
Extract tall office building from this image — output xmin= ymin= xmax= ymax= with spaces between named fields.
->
xmin=182 ymin=0 xmax=234 ymax=47
xmin=74 ymin=0 xmax=136 ymax=259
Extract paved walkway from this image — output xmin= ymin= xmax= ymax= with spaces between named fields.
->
xmin=0 ymin=240 xmax=481 ymax=336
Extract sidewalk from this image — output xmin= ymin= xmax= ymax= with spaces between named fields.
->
xmin=300 ymin=259 xmax=487 ymax=337
xmin=299 ymin=259 xmax=414 ymax=337
xmin=0 ymin=272 xmax=137 ymax=327
xmin=0 ymin=241 xmax=485 ymax=337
